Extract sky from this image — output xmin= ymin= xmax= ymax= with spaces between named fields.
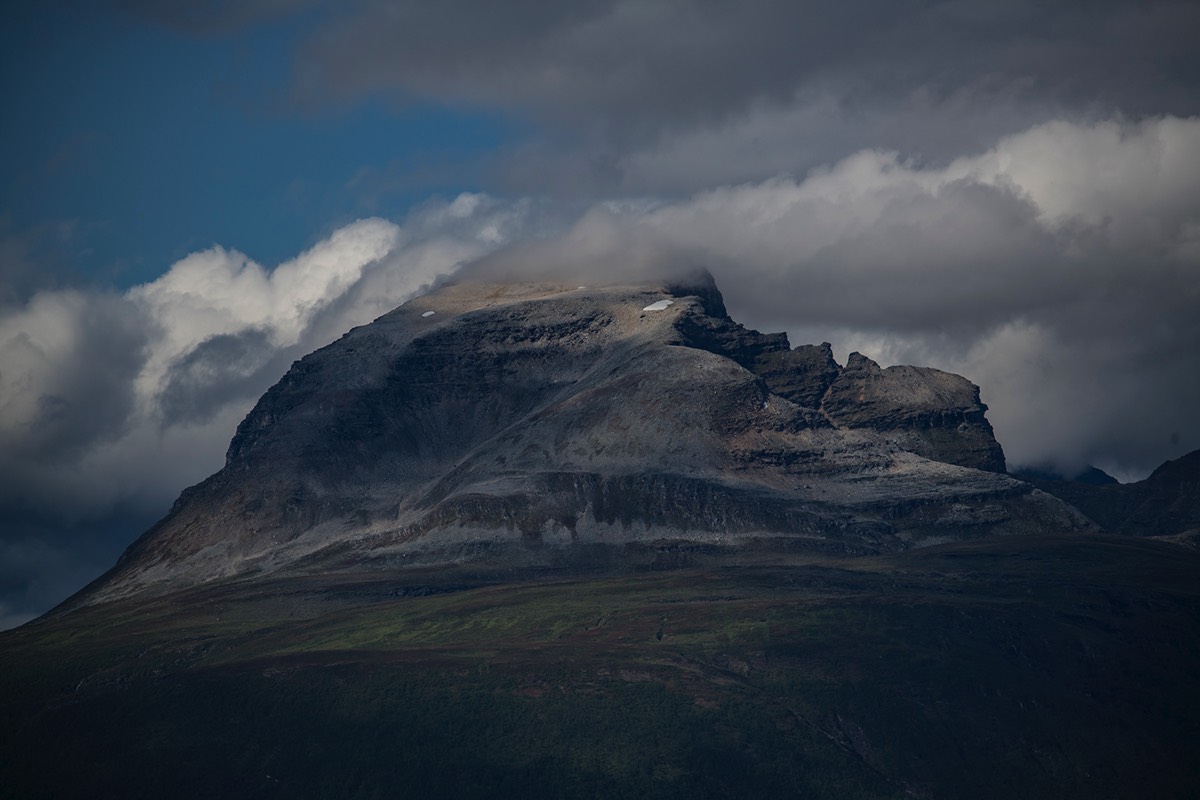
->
xmin=2 ymin=0 xmax=1199 ymax=629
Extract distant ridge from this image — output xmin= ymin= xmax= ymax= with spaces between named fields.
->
xmin=1017 ymin=449 xmax=1200 ymax=541
xmin=1012 ymin=464 xmax=1119 ymax=486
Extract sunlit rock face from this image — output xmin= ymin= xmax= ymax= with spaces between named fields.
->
xmin=77 ymin=272 xmax=1090 ymax=605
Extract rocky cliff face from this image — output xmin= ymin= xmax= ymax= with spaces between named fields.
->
xmin=821 ymin=353 xmax=1007 ymax=473
xmin=77 ymin=273 xmax=1090 ymax=605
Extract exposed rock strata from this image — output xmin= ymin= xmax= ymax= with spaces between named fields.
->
xmin=822 ymin=353 xmax=1007 ymax=473
xmin=77 ymin=274 xmax=1091 ymax=605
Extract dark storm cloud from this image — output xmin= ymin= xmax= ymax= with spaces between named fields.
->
xmin=0 ymin=292 xmax=148 ymax=464
xmin=295 ymin=0 xmax=1200 ymax=147
xmin=158 ymin=328 xmax=276 ymax=426
xmin=119 ymin=0 xmax=1200 ymax=193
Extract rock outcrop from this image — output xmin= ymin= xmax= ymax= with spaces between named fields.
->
xmin=75 ymin=273 xmax=1091 ymax=605
xmin=821 ymin=353 xmax=1007 ymax=473
xmin=665 ymin=303 xmax=1004 ymax=471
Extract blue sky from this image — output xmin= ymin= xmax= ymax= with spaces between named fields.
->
xmin=0 ymin=4 xmax=514 ymax=289
xmin=2 ymin=0 xmax=1199 ymax=628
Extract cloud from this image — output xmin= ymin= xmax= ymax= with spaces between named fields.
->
xmin=156 ymin=327 xmax=275 ymax=426
xmin=297 ymin=1 xmax=1200 ymax=132
xmin=0 ymin=193 xmax=536 ymax=627
xmin=114 ymin=0 xmax=1200 ymax=200
xmin=606 ymin=89 xmax=1064 ymax=195
xmin=0 ymin=290 xmax=147 ymax=464
xmin=281 ymin=0 xmax=1200 ymax=193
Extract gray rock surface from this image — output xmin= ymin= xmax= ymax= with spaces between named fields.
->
xmin=822 ymin=352 xmax=1007 ymax=473
xmin=77 ymin=274 xmax=1091 ymax=605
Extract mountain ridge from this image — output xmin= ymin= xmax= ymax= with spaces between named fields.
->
xmin=1018 ymin=449 xmax=1200 ymax=543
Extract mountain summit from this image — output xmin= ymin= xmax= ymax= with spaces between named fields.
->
xmin=76 ymin=273 xmax=1088 ymax=606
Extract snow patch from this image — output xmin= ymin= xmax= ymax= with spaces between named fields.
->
xmin=642 ymin=299 xmax=674 ymax=311
xmin=421 ymin=311 xmax=436 ymax=318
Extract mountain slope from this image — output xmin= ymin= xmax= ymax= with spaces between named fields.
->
xmin=5 ymin=536 xmax=1199 ymax=800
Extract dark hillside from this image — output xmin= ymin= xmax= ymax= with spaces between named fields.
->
xmin=1018 ymin=450 xmax=1200 ymax=539
xmin=3 ymin=536 xmax=1198 ymax=799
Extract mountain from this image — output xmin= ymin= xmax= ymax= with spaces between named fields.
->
xmin=5 ymin=273 xmax=1198 ymax=800
xmin=1018 ymin=449 xmax=1200 ymax=542
xmin=72 ymin=273 xmax=1087 ymax=607
xmin=1012 ymin=464 xmax=1119 ymax=486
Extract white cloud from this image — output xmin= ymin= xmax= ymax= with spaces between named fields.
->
xmin=946 ymin=117 xmax=1200 ymax=235
xmin=0 ymin=193 xmax=533 ymax=526
xmin=129 ymin=218 xmax=402 ymax=416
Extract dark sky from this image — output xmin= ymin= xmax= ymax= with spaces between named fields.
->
xmin=2 ymin=0 xmax=1199 ymax=628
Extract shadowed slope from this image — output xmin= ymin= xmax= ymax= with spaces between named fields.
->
xmin=5 ymin=536 xmax=1198 ymax=800
xmin=1018 ymin=449 xmax=1200 ymax=540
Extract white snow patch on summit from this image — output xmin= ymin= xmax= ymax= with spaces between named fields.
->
xmin=642 ymin=299 xmax=674 ymax=311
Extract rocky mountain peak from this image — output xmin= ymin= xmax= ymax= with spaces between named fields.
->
xmin=72 ymin=274 xmax=1088 ymax=607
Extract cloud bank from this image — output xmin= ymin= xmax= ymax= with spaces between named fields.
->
xmin=299 ymin=0 xmax=1200 ymax=135
xmin=286 ymin=0 xmax=1200 ymax=194
xmin=120 ymin=0 xmax=1200 ymax=198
